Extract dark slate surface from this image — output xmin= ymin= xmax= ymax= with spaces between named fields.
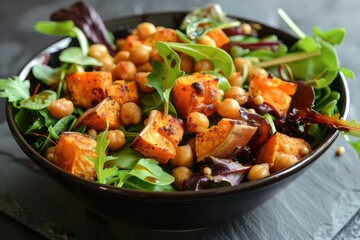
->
xmin=1 ymin=0 xmax=360 ymax=239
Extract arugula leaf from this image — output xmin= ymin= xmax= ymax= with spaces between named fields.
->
xmin=147 ymin=42 xmax=185 ymax=115
xmin=111 ymin=142 xmax=143 ymax=169
xmin=0 ymin=77 xmax=30 ymax=102
xmin=141 ymin=92 xmax=177 ymax=117
xmin=59 ymin=47 xmax=102 ymax=66
xmin=164 ymin=42 xmax=235 ymax=79
xmin=20 ymin=90 xmax=57 ymax=110
xmin=88 ymin=127 xmax=117 ymax=184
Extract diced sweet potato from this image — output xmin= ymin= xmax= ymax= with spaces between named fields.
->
xmin=173 ymin=72 xmax=220 ymax=118
xmin=206 ymin=28 xmax=230 ymax=47
xmin=53 ymin=132 xmax=97 ymax=180
xmin=142 ymin=29 xmax=180 ymax=47
xmin=249 ymin=74 xmax=297 ymax=117
xmin=67 ymin=71 xmax=112 ymax=109
xmin=195 ymin=118 xmax=258 ymax=161
xmin=131 ymin=110 xmax=185 ymax=164
xmin=106 ymin=80 xmax=139 ymax=106
xmin=76 ymin=97 xmax=122 ymax=131
xmin=256 ymin=132 xmax=311 ymax=172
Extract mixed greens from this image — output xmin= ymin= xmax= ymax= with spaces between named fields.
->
xmin=1 ymin=2 xmax=360 ymax=192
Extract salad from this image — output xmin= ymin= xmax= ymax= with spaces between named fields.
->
xmin=1 ymin=2 xmax=360 ymax=192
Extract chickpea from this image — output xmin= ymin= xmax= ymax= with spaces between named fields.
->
xmin=179 ymin=54 xmax=195 ymax=74
xmin=137 ymin=22 xmax=157 ymax=39
xmin=172 ymin=166 xmax=194 ymax=189
xmin=248 ymin=163 xmax=270 ymax=181
xmin=106 ymin=129 xmax=126 ymax=151
xmin=114 ymin=50 xmax=130 ymax=63
xmin=300 ymin=146 xmax=310 ymax=156
xmin=137 ymin=62 xmax=153 ymax=72
xmin=87 ymin=129 xmax=98 ymax=139
xmin=241 ymin=23 xmax=252 ymax=35
xmin=273 ymin=153 xmax=298 ymax=172
xmin=134 ymin=72 xmax=154 ymax=93
xmin=101 ymin=62 xmax=116 ymax=73
xmin=336 ymin=146 xmax=345 ymax=156
xmin=150 ymin=48 xmax=163 ymax=62
xmin=224 ymin=86 xmax=249 ymax=106
xmin=48 ymin=98 xmax=74 ymax=119
xmin=121 ymin=102 xmax=142 ymax=125
xmin=202 ymin=167 xmax=212 ymax=175
xmin=186 ymin=138 xmax=196 ymax=152
xmin=251 ymin=67 xmax=268 ymax=78
xmin=171 ymin=145 xmax=195 ymax=168
xmin=116 ymin=39 xmax=126 ymax=50
xmin=115 ymin=61 xmax=137 ymax=80
xmin=229 ymin=72 xmax=244 ymax=87
xmin=234 ymin=57 xmax=253 ymax=78
xmin=253 ymin=95 xmax=264 ymax=105
xmin=129 ymin=44 xmax=151 ymax=65
xmin=186 ymin=112 xmax=209 ymax=133
xmin=89 ymin=44 xmax=109 ymax=60
xmin=247 ymin=108 xmax=256 ymax=114
xmin=44 ymin=146 xmax=55 ymax=162
xmin=194 ymin=59 xmax=214 ymax=72
xmin=217 ymin=98 xmax=241 ymax=119
xmin=197 ymin=35 xmax=216 ymax=47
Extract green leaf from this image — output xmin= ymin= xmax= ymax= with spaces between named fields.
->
xmin=111 ymin=142 xmax=143 ymax=169
xmin=20 ymin=90 xmax=57 ymax=110
xmin=32 ymin=65 xmax=60 ymax=85
xmin=164 ymin=42 xmax=235 ymax=79
xmin=35 ymin=21 xmax=76 ymax=37
xmin=88 ymin=127 xmax=117 ymax=184
xmin=147 ymin=42 xmax=185 ymax=115
xmin=60 ymin=47 xmax=102 ymax=66
xmin=0 ymin=77 xmax=30 ymax=102
xmin=340 ymin=67 xmax=355 ymax=79
xmin=117 ymin=158 xmax=174 ymax=187
xmin=313 ymin=26 xmax=346 ymax=45
xmin=123 ymin=177 xmax=175 ymax=192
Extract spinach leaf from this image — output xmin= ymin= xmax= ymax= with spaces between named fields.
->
xmin=141 ymin=92 xmax=177 ymax=117
xmin=123 ymin=177 xmax=175 ymax=192
xmin=0 ymin=77 xmax=30 ymax=102
xmin=59 ymin=47 xmax=102 ymax=66
xmin=20 ymin=90 xmax=57 ymax=110
xmin=164 ymin=42 xmax=235 ymax=79
xmin=116 ymin=158 xmax=174 ymax=187
xmin=111 ymin=142 xmax=143 ymax=169
xmin=32 ymin=65 xmax=60 ymax=85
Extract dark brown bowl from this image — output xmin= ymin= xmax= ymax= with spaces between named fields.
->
xmin=5 ymin=12 xmax=350 ymax=230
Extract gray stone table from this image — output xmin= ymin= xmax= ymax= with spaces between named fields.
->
xmin=1 ymin=0 xmax=360 ymax=239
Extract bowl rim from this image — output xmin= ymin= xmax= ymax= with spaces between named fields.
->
xmin=5 ymin=11 xmax=350 ymax=200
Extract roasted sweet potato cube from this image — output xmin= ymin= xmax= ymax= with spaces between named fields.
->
xmin=173 ymin=73 xmax=220 ymax=118
xmin=143 ymin=28 xmax=180 ymax=47
xmin=53 ymin=132 xmax=97 ymax=180
xmin=206 ymin=28 xmax=230 ymax=47
xmin=256 ymin=132 xmax=311 ymax=172
xmin=249 ymin=74 xmax=297 ymax=117
xmin=76 ymin=97 xmax=122 ymax=131
xmin=195 ymin=118 xmax=257 ymax=161
xmin=106 ymin=80 xmax=139 ymax=106
xmin=67 ymin=71 xmax=112 ymax=109
xmin=131 ymin=110 xmax=185 ymax=164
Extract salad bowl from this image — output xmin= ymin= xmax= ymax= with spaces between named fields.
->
xmin=5 ymin=11 xmax=349 ymax=230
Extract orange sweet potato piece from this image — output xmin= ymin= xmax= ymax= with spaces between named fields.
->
xmin=195 ymin=118 xmax=258 ymax=161
xmin=53 ymin=132 xmax=97 ymax=180
xmin=106 ymin=80 xmax=139 ymax=106
xmin=173 ymin=72 xmax=220 ymax=118
xmin=249 ymin=74 xmax=297 ymax=117
xmin=131 ymin=110 xmax=185 ymax=164
xmin=206 ymin=28 xmax=230 ymax=47
xmin=76 ymin=97 xmax=122 ymax=131
xmin=67 ymin=71 xmax=112 ymax=109
xmin=256 ymin=132 xmax=311 ymax=172
xmin=142 ymin=29 xmax=180 ymax=47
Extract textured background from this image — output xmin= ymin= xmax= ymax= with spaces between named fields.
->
xmin=1 ymin=0 xmax=360 ymax=239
